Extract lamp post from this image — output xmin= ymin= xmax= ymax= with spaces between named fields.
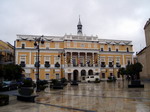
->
xmin=112 ymin=61 xmax=114 ymax=76
xmin=34 ymin=35 xmax=44 ymax=92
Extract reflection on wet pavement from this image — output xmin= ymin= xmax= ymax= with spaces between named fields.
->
xmin=0 ymin=81 xmax=150 ymax=112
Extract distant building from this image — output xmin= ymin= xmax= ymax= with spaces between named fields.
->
xmin=0 ymin=40 xmax=14 ymax=65
xmin=137 ymin=18 xmax=150 ymax=79
xmin=15 ymin=18 xmax=134 ymax=81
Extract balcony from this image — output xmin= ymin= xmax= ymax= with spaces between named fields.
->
xmin=116 ymin=64 xmax=121 ymax=68
xmin=80 ymin=63 xmax=86 ymax=67
xmin=88 ymin=64 xmax=93 ymax=67
xmin=55 ymin=62 xmax=60 ymax=67
xmin=44 ymin=63 xmax=50 ymax=68
xmin=101 ymin=64 xmax=106 ymax=67
xmin=73 ymin=64 xmax=78 ymax=67
xmin=109 ymin=64 xmax=113 ymax=67
xmin=20 ymin=62 xmax=26 ymax=67
xmin=34 ymin=62 xmax=40 ymax=67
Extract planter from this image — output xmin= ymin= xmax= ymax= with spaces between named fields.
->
xmin=52 ymin=82 xmax=63 ymax=89
xmin=18 ymin=87 xmax=34 ymax=96
xmin=0 ymin=94 xmax=9 ymax=106
xmin=39 ymin=85 xmax=47 ymax=90
xmin=70 ymin=81 xmax=78 ymax=86
xmin=128 ymin=80 xmax=144 ymax=88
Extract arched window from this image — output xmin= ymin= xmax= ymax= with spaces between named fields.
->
xmin=127 ymin=48 xmax=129 ymax=52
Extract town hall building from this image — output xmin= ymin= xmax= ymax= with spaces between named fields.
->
xmin=15 ymin=18 xmax=134 ymax=81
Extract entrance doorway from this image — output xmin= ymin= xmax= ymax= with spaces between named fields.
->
xmin=73 ymin=70 xmax=78 ymax=81
xmin=88 ymin=69 xmax=93 ymax=75
xmin=81 ymin=70 xmax=86 ymax=81
xmin=68 ymin=73 xmax=71 ymax=81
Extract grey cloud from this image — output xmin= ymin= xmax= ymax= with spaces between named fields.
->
xmin=0 ymin=0 xmax=150 ymax=52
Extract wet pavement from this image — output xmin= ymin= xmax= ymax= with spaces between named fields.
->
xmin=0 ymin=81 xmax=150 ymax=112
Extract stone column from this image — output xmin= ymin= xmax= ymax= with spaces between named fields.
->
xmin=64 ymin=52 xmax=67 ymax=67
xmin=93 ymin=53 xmax=95 ymax=67
xmin=85 ymin=52 xmax=87 ymax=67
xmin=78 ymin=71 xmax=81 ymax=81
xmin=78 ymin=52 xmax=80 ymax=67
xmin=98 ymin=54 xmax=100 ymax=67
xmin=123 ymin=54 xmax=125 ymax=67
xmin=71 ymin=73 xmax=73 ymax=80
xmin=70 ymin=52 xmax=73 ymax=67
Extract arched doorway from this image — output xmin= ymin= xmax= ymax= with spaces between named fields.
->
xmin=81 ymin=70 xmax=86 ymax=81
xmin=88 ymin=69 xmax=93 ymax=75
xmin=73 ymin=70 xmax=78 ymax=81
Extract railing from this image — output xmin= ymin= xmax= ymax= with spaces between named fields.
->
xmin=34 ymin=62 xmax=40 ymax=67
xmin=116 ymin=64 xmax=121 ymax=68
xmin=44 ymin=64 xmax=50 ymax=68
xmin=20 ymin=63 xmax=26 ymax=67
xmin=109 ymin=64 xmax=113 ymax=67
xmin=55 ymin=62 xmax=60 ymax=67
xmin=101 ymin=64 xmax=106 ymax=67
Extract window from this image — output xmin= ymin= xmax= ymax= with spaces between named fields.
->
xmin=74 ymin=42 xmax=77 ymax=47
xmin=21 ymin=43 xmax=25 ymax=49
xmin=45 ymin=74 xmax=49 ymax=80
xmin=44 ymin=56 xmax=50 ymax=67
xmin=80 ymin=44 xmax=85 ymax=47
xmin=101 ymin=62 xmax=105 ymax=65
xmin=116 ymin=57 xmax=120 ymax=64
xmin=45 ymin=43 xmax=50 ymax=49
xmin=128 ymin=60 xmax=130 ymax=65
xmin=55 ymin=43 xmax=59 ymax=48
xmin=101 ymin=48 xmax=103 ymax=51
xmin=115 ymin=45 xmax=119 ymax=52
xmin=126 ymin=58 xmax=131 ymax=65
xmin=110 ymin=73 xmax=113 ymax=76
xmin=102 ymin=73 xmax=105 ymax=78
xmin=88 ymin=43 xmax=91 ymax=48
xmin=35 ymin=73 xmax=38 ymax=79
xmin=34 ymin=56 xmax=41 ymax=64
xmin=54 ymin=56 xmax=60 ymax=63
xmin=67 ymin=42 xmax=70 ymax=47
xmin=56 ymin=74 xmax=59 ymax=79
xmin=109 ymin=62 xmax=113 ymax=65
xmin=20 ymin=56 xmax=26 ymax=64
xmin=94 ymin=44 xmax=97 ymax=48
xmin=109 ymin=48 xmax=111 ymax=51
xmin=127 ymin=47 xmax=129 ymax=52
xmin=45 ymin=61 xmax=49 ymax=65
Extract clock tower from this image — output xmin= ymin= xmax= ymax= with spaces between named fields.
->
xmin=77 ymin=17 xmax=83 ymax=35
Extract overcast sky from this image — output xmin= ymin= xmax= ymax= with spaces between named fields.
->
xmin=0 ymin=0 xmax=149 ymax=52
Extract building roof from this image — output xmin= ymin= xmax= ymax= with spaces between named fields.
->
xmin=144 ymin=18 xmax=150 ymax=29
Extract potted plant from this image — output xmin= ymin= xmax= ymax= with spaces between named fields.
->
xmin=38 ymin=80 xmax=48 ymax=90
xmin=51 ymin=79 xmax=63 ymax=89
xmin=107 ymin=76 xmax=116 ymax=82
xmin=0 ymin=94 xmax=9 ymax=106
xmin=61 ymin=78 xmax=68 ymax=86
xmin=70 ymin=80 xmax=78 ymax=86
xmin=94 ymin=78 xmax=100 ymax=83
xmin=18 ymin=79 xmax=34 ymax=96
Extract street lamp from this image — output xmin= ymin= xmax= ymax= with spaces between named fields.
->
xmin=112 ymin=61 xmax=114 ymax=76
xmin=34 ymin=35 xmax=44 ymax=92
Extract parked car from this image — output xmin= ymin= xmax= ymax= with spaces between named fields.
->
xmin=86 ymin=75 xmax=100 ymax=82
xmin=0 ymin=81 xmax=18 ymax=91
